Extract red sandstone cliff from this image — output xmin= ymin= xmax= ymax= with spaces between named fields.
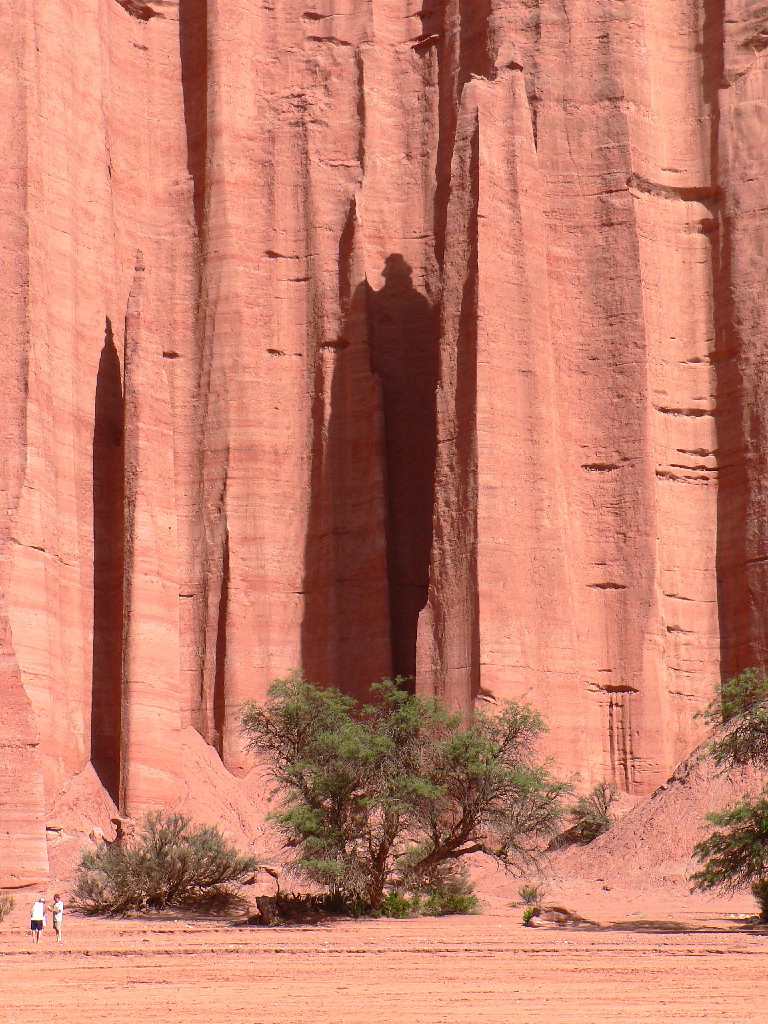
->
xmin=2 ymin=0 xmax=768 ymax=882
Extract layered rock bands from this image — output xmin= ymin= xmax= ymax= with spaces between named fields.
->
xmin=2 ymin=0 xmax=767 ymax=881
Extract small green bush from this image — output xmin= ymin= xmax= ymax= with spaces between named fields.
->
xmin=569 ymin=783 xmax=617 ymax=844
xmin=0 ymin=894 xmax=14 ymax=923
xmin=378 ymin=869 xmax=479 ymax=918
xmin=379 ymin=892 xmax=415 ymax=918
xmin=522 ymin=906 xmax=537 ymax=927
xmin=518 ymin=883 xmax=544 ymax=907
xmin=409 ymin=862 xmax=478 ymax=916
xmin=422 ymin=890 xmax=479 ymax=916
xmin=73 ymin=812 xmax=259 ymax=915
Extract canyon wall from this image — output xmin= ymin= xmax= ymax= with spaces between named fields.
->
xmin=2 ymin=0 xmax=768 ymax=882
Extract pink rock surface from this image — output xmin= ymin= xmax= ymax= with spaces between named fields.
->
xmin=1 ymin=1 xmax=767 ymax=880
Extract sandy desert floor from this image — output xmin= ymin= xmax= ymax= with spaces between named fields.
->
xmin=2 ymin=882 xmax=767 ymax=1024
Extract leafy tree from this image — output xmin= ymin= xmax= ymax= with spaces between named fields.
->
xmin=691 ymin=794 xmax=768 ymax=918
xmin=73 ymin=812 xmax=259 ymax=914
xmin=241 ymin=674 xmax=567 ymax=911
xmin=701 ymin=668 xmax=768 ymax=770
xmin=569 ymin=782 xmax=617 ymax=843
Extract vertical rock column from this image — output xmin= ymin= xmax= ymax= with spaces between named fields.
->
xmin=620 ymin=0 xmax=722 ymax=779
xmin=120 ymin=253 xmax=183 ymax=816
xmin=417 ymin=84 xmax=481 ymax=711
xmin=717 ymin=3 xmax=768 ymax=677
xmin=0 ymin=0 xmax=48 ymax=884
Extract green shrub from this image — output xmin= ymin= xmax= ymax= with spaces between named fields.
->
xmin=416 ymin=863 xmax=479 ymax=916
xmin=242 ymin=675 xmax=567 ymax=913
xmin=72 ymin=812 xmax=259 ymax=915
xmin=379 ymin=892 xmax=415 ymax=918
xmin=518 ymin=883 xmax=544 ymax=907
xmin=569 ymin=783 xmax=617 ymax=843
xmin=522 ymin=906 xmax=537 ymax=927
xmin=701 ymin=669 xmax=768 ymax=770
xmin=0 ymin=894 xmax=14 ymax=923
xmin=690 ymin=792 xmax=768 ymax=918
xmin=421 ymin=890 xmax=479 ymax=916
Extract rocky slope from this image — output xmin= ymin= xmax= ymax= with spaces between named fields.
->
xmin=2 ymin=0 xmax=768 ymax=881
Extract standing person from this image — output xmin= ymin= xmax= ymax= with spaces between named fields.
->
xmin=30 ymin=895 xmax=46 ymax=944
xmin=50 ymin=894 xmax=64 ymax=943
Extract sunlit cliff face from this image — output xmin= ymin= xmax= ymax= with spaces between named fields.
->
xmin=2 ymin=1 xmax=768 ymax=881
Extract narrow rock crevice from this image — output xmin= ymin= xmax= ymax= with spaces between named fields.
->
xmin=453 ymin=112 xmax=481 ymax=704
xmin=179 ymin=0 xmax=208 ymax=243
xmin=424 ymin=1 xmax=493 ymax=269
xmin=608 ymin=691 xmax=635 ymax=791
xmin=337 ymin=197 xmax=356 ymax=316
xmin=354 ymin=49 xmax=366 ymax=172
xmin=212 ymin=529 xmax=228 ymax=759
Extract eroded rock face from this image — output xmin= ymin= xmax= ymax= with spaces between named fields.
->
xmin=1 ymin=1 xmax=767 ymax=880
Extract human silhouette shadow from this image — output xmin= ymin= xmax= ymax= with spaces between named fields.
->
xmin=367 ymin=255 xmax=438 ymax=680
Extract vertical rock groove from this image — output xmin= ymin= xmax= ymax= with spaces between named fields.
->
xmin=452 ymin=113 xmax=481 ymax=707
xmin=212 ymin=529 xmax=228 ymax=758
xmin=179 ymin=0 xmax=208 ymax=243
xmin=426 ymin=1 xmax=493 ymax=270
xmin=417 ymin=93 xmax=480 ymax=712
xmin=90 ymin=317 xmax=124 ymax=803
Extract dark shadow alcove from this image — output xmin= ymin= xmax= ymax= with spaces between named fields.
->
xmin=91 ymin=317 xmax=124 ymax=803
xmin=301 ymin=251 xmax=438 ymax=691
xmin=368 ymin=255 xmax=439 ymax=680
xmin=179 ymin=0 xmax=208 ymax=241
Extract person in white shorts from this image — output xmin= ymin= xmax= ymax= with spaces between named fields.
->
xmin=30 ymin=895 xmax=46 ymax=944
xmin=50 ymin=894 xmax=64 ymax=943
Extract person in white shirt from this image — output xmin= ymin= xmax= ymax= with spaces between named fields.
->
xmin=50 ymin=894 xmax=64 ymax=943
xmin=30 ymin=896 xmax=46 ymax=944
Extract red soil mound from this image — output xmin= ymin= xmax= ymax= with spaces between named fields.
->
xmin=552 ymin=740 xmax=766 ymax=890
